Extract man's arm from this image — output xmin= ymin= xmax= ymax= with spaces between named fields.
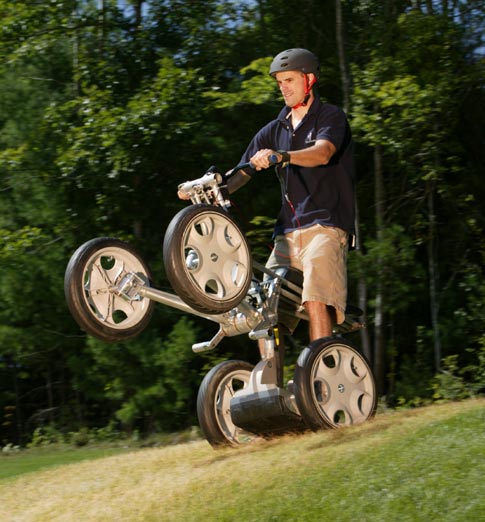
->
xmin=285 ymin=139 xmax=336 ymax=166
xmin=250 ymin=139 xmax=336 ymax=170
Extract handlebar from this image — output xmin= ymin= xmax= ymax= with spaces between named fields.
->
xmin=228 ymin=155 xmax=280 ymax=176
xmin=225 ymin=161 xmax=253 ymax=178
xmin=177 ymin=155 xmax=281 ymax=209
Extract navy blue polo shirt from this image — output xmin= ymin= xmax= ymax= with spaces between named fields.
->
xmin=239 ymin=96 xmax=355 ymax=235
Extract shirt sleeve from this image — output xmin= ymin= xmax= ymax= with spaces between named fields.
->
xmin=315 ymin=104 xmax=348 ymax=152
xmin=239 ymin=121 xmax=276 ymax=176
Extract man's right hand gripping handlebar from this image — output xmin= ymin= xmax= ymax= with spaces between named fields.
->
xmin=249 ymin=149 xmax=290 ymax=171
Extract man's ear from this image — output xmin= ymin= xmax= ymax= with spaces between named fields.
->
xmin=307 ymin=72 xmax=317 ymax=89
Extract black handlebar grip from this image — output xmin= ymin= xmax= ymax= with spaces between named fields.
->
xmin=268 ymin=154 xmax=279 ymax=166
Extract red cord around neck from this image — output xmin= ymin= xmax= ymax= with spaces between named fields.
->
xmin=292 ymin=74 xmax=316 ymax=109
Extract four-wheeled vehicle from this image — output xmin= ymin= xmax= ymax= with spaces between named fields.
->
xmin=64 ymin=163 xmax=377 ymax=447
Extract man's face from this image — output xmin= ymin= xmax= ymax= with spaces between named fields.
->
xmin=275 ymin=70 xmax=311 ymax=108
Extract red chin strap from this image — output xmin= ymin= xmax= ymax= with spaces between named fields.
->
xmin=292 ymin=74 xmax=317 ymax=109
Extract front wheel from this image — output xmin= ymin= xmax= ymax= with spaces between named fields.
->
xmin=64 ymin=237 xmax=154 ymax=342
xmin=294 ymin=338 xmax=377 ymax=430
xmin=197 ymin=360 xmax=257 ymax=447
xmin=163 ymin=205 xmax=252 ymax=315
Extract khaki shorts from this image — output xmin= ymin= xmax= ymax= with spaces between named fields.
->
xmin=266 ymin=224 xmax=348 ymax=325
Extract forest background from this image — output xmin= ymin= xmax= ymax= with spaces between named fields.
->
xmin=0 ymin=0 xmax=484 ymax=445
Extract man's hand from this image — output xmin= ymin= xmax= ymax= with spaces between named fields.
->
xmin=249 ymin=149 xmax=281 ymax=170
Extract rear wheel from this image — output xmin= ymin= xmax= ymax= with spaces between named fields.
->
xmin=294 ymin=338 xmax=377 ymax=430
xmin=197 ymin=360 xmax=257 ymax=447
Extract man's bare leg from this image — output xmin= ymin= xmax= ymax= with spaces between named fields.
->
xmin=258 ymin=301 xmax=335 ymax=357
xmin=305 ymin=301 xmax=335 ymax=341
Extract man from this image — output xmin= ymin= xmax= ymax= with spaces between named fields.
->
xmin=181 ymin=48 xmax=355 ymax=342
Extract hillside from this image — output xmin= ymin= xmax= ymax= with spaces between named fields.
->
xmin=1 ymin=399 xmax=484 ymax=522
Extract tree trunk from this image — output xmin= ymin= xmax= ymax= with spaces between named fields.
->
xmin=13 ymin=360 xmax=24 ymax=444
xmin=335 ymin=0 xmax=350 ymax=113
xmin=374 ymin=143 xmax=386 ymax=394
xmin=335 ymin=0 xmax=371 ymax=361
xmin=427 ymin=180 xmax=442 ymax=370
xmin=134 ymin=0 xmax=143 ymax=29
xmin=98 ymin=0 xmax=107 ymax=51
xmin=45 ymin=367 xmax=55 ymax=425
xmin=256 ymin=0 xmax=269 ymax=55
xmin=72 ymin=4 xmax=81 ymax=96
xmin=355 ymin=201 xmax=372 ymax=362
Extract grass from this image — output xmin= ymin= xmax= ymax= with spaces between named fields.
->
xmin=0 ymin=445 xmax=137 ymax=481
xmin=1 ymin=398 xmax=484 ymax=522
xmin=0 ymin=428 xmax=200 ymax=481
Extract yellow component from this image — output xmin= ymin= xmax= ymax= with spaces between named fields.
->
xmin=274 ymin=326 xmax=280 ymax=346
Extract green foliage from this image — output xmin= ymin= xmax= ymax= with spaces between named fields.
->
xmin=393 ymin=326 xmax=435 ymax=407
xmin=204 ymin=57 xmax=278 ymax=108
xmin=53 ymin=58 xmax=205 ymax=181
xmin=80 ymin=317 xmax=202 ymax=432
xmin=245 ymin=215 xmax=276 ymax=262
xmin=431 ymin=340 xmax=485 ymax=403
xmin=27 ymin=426 xmax=64 ymax=448
xmin=352 ymin=64 xmax=436 ymax=151
xmin=350 ymin=223 xmax=424 ymax=315
xmin=465 ymin=337 xmax=485 ymax=395
xmin=431 ymin=355 xmax=472 ymax=402
xmin=25 ymin=422 xmax=128 ymax=449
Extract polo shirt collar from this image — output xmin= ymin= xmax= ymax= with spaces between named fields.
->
xmin=276 ymin=94 xmax=322 ymax=123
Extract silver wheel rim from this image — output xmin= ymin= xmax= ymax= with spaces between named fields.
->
xmin=82 ymin=247 xmax=150 ymax=329
xmin=311 ymin=343 xmax=375 ymax=426
xmin=182 ymin=211 xmax=250 ymax=303
xmin=214 ymin=368 xmax=256 ymax=444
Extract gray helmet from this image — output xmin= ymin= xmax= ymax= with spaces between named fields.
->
xmin=269 ymin=48 xmax=319 ymax=77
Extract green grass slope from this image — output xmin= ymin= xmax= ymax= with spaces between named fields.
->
xmin=1 ymin=399 xmax=484 ymax=522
